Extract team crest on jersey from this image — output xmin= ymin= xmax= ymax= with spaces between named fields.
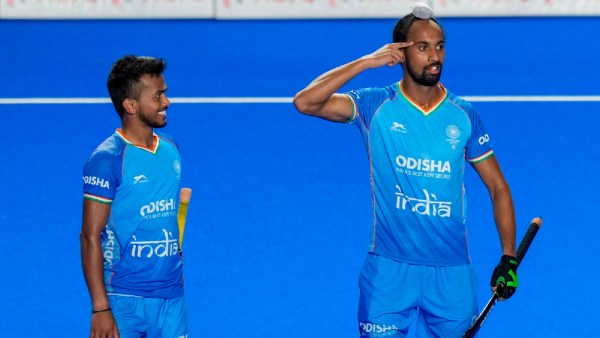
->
xmin=173 ymin=160 xmax=181 ymax=180
xmin=445 ymin=125 xmax=461 ymax=149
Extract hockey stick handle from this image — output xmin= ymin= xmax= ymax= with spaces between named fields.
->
xmin=516 ymin=217 xmax=542 ymax=265
xmin=178 ymin=188 xmax=192 ymax=250
xmin=462 ymin=217 xmax=542 ymax=338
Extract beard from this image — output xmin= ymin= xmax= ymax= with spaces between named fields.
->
xmin=139 ymin=110 xmax=167 ymax=129
xmin=406 ymin=59 xmax=442 ymax=87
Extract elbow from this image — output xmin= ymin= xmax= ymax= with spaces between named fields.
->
xmin=293 ymin=92 xmax=316 ymax=116
xmin=80 ymin=232 xmax=91 ymax=250
xmin=80 ymin=231 xmax=99 ymax=251
xmin=292 ymin=94 xmax=308 ymax=115
xmin=489 ymin=180 xmax=512 ymax=202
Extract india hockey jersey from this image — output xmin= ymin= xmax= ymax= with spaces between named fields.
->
xmin=83 ymin=129 xmax=184 ymax=298
xmin=347 ymin=82 xmax=493 ymax=265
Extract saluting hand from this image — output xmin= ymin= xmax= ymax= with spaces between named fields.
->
xmin=361 ymin=42 xmax=414 ymax=68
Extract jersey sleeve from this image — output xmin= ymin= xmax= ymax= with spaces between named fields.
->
xmin=465 ymin=105 xmax=494 ymax=163
xmin=346 ymin=86 xmax=394 ymax=129
xmin=82 ymin=144 xmax=123 ymax=204
xmin=156 ymin=132 xmax=180 ymax=152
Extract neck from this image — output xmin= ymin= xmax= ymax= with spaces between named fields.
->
xmin=120 ymin=122 xmax=155 ymax=149
xmin=400 ymin=80 xmax=443 ymax=110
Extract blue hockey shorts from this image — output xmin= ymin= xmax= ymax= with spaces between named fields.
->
xmin=358 ymin=253 xmax=478 ymax=338
xmin=108 ymin=294 xmax=188 ymax=338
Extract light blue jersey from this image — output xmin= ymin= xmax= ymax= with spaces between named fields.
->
xmin=347 ymin=82 xmax=493 ymax=266
xmin=83 ymin=129 xmax=184 ymax=299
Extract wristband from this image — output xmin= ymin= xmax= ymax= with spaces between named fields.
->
xmin=92 ymin=307 xmax=111 ymax=314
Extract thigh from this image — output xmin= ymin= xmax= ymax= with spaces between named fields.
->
xmin=108 ymin=295 xmax=146 ymax=338
xmin=144 ymin=297 xmax=188 ymax=338
xmin=358 ymin=254 xmax=420 ymax=338
xmin=419 ymin=264 xmax=478 ymax=338
xmin=161 ymin=297 xmax=188 ymax=338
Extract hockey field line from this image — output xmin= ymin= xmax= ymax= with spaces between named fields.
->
xmin=1 ymin=96 xmax=600 ymax=104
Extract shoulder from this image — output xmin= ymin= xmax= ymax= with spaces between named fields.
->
xmin=445 ymin=90 xmax=475 ymax=111
xmin=348 ymin=83 xmax=400 ymax=101
xmin=444 ymin=89 xmax=485 ymax=124
xmin=156 ymin=131 xmax=179 ymax=150
xmin=83 ymin=134 xmax=125 ymax=179
xmin=87 ymin=133 xmax=126 ymax=162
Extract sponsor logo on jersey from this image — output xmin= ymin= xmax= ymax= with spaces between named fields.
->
xmin=83 ymin=176 xmax=110 ymax=189
xmin=359 ymin=322 xmax=398 ymax=335
xmin=395 ymin=185 xmax=451 ymax=217
xmin=103 ymin=227 xmax=116 ymax=265
xmin=396 ymin=155 xmax=451 ymax=173
xmin=133 ymin=174 xmax=149 ymax=184
xmin=478 ymin=133 xmax=490 ymax=145
xmin=130 ymin=229 xmax=179 ymax=259
xmin=445 ymin=124 xmax=461 ymax=149
xmin=390 ymin=122 xmax=408 ymax=133
xmin=140 ymin=199 xmax=176 ymax=218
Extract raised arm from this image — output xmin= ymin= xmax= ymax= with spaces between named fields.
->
xmin=293 ymin=42 xmax=413 ymax=123
xmin=80 ymin=199 xmax=120 ymax=338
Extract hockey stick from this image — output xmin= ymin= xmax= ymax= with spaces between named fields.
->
xmin=177 ymin=187 xmax=192 ymax=251
xmin=463 ymin=217 xmax=542 ymax=338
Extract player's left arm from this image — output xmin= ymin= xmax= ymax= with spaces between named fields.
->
xmin=472 ymin=156 xmax=519 ymax=299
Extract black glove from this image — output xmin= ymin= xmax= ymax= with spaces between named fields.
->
xmin=490 ymin=255 xmax=519 ymax=299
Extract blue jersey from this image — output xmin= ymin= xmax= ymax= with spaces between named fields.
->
xmin=347 ymin=82 xmax=493 ymax=266
xmin=83 ymin=129 xmax=184 ymax=298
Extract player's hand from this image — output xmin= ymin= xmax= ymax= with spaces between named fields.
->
xmin=490 ymin=254 xmax=519 ymax=300
xmin=90 ymin=310 xmax=119 ymax=338
xmin=361 ymin=42 xmax=414 ymax=68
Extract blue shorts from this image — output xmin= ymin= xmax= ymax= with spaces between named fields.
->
xmin=108 ymin=294 xmax=188 ymax=338
xmin=358 ymin=253 xmax=478 ymax=338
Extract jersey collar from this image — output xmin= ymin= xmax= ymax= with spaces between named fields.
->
xmin=398 ymin=81 xmax=447 ymax=115
xmin=115 ymin=128 xmax=160 ymax=154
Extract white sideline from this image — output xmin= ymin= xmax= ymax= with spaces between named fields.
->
xmin=1 ymin=96 xmax=600 ymax=105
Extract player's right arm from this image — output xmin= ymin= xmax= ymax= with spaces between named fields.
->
xmin=293 ymin=42 xmax=413 ymax=122
xmin=80 ymin=199 xmax=120 ymax=338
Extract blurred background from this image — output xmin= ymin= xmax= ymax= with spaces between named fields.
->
xmin=1 ymin=1 xmax=599 ymax=336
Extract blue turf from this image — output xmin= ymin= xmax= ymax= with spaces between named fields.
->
xmin=1 ymin=18 xmax=598 ymax=337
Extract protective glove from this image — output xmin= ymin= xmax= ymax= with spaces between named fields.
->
xmin=490 ymin=255 xmax=519 ymax=299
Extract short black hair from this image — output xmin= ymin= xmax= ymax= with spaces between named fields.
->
xmin=392 ymin=14 xmax=445 ymax=43
xmin=106 ymin=55 xmax=166 ymax=118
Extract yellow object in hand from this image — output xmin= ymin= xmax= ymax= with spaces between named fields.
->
xmin=177 ymin=188 xmax=192 ymax=250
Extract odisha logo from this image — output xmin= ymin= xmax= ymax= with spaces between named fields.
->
xmin=139 ymin=199 xmax=176 ymax=216
xmin=359 ymin=322 xmax=398 ymax=334
xmin=395 ymin=155 xmax=451 ymax=173
xmin=83 ymin=176 xmax=110 ymax=189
